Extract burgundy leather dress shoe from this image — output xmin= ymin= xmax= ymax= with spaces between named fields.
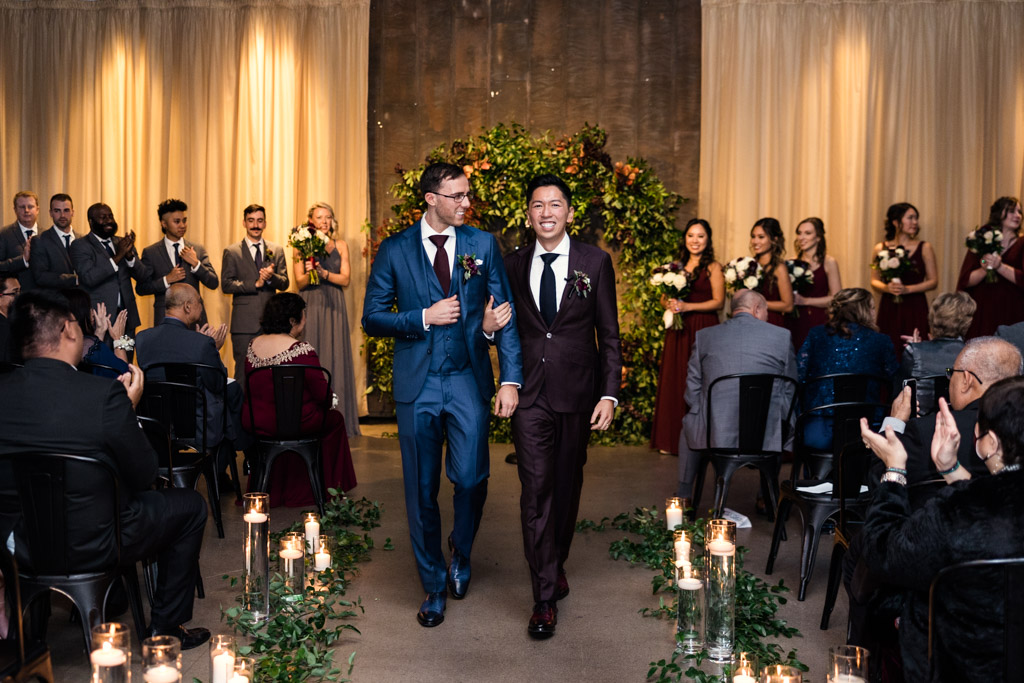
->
xmin=527 ymin=601 xmax=557 ymax=639
xmin=556 ymin=570 xmax=570 ymax=601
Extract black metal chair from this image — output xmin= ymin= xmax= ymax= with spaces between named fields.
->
xmin=0 ymin=453 xmax=147 ymax=653
xmin=0 ymin=545 xmax=53 ymax=683
xmin=691 ymin=373 xmax=799 ymax=520
xmin=245 ymin=364 xmax=334 ymax=516
xmin=767 ymin=401 xmax=886 ymax=601
xmin=928 ymin=557 xmax=1024 ymax=682
xmin=77 ymin=361 xmax=123 ymax=379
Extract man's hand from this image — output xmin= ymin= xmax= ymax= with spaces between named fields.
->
xmin=590 ymin=398 xmax=615 ymax=431
xmin=424 ymin=295 xmax=460 ymax=326
xmin=118 ymin=364 xmax=145 ymax=408
xmin=930 ymin=398 xmax=962 ymax=475
xmin=179 ymin=245 xmax=199 ymax=267
xmin=860 ymin=418 xmax=908 ymax=470
xmin=482 ymin=295 xmax=512 ymax=334
xmin=199 ymin=322 xmax=228 ymax=350
xmin=890 ymin=385 xmax=913 ymax=421
xmin=166 ymin=265 xmax=187 ymax=284
xmin=113 ymin=231 xmax=136 ymax=263
xmin=899 ymin=328 xmax=922 ymax=346
xmin=22 ymin=236 xmax=31 ymax=263
xmin=493 ymin=384 xmax=519 ymax=418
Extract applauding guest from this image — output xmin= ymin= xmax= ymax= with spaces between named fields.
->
xmin=789 ymin=217 xmax=841 ymax=350
xmin=749 ymin=217 xmax=793 ymax=327
xmin=65 ymin=288 xmax=129 ymax=378
xmin=30 ymin=193 xmax=81 ymax=291
xmin=956 ymin=196 xmax=1024 ymax=338
xmin=650 ymin=218 xmax=724 ymax=454
xmin=0 ymin=191 xmax=40 ymax=291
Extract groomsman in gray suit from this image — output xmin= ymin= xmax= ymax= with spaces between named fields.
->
xmin=30 ymin=193 xmax=82 ymax=290
xmin=137 ymin=199 xmax=220 ymax=326
xmin=221 ymin=204 xmax=289 ymax=379
xmin=677 ymin=290 xmax=797 ymax=499
xmin=0 ymin=190 xmax=41 ymax=291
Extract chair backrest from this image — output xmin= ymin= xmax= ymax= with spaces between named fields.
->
xmin=928 ymin=557 xmax=1024 ymax=682
xmin=803 ymin=372 xmax=890 ymax=406
xmin=137 ymin=415 xmax=173 ymax=473
xmin=143 ymin=361 xmax=228 ymax=450
xmin=706 ymin=373 xmax=799 ymax=454
xmin=245 ymin=364 xmax=332 ymax=440
xmin=0 ymin=453 xmax=121 ymax=575
xmin=77 ymin=361 xmax=123 ymax=380
xmin=139 ymin=379 xmax=202 ymax=448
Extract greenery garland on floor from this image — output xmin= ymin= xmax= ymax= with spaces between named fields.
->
xmin=214 ymin=492 xmax=387 ymax=683
xmin=363 ymin=122 xmax=685 ymax=445
xmin=577 ymin=507 xmax=807 ymax=682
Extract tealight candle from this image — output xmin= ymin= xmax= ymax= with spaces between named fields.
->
xmin=673 ymin=530 xmax=690 ymax=563
xmin=304 ymin=512 xmax=320 ymax=554
xmin=676 ymin=563 xmax=702 ymax=591
xmin=707 ymin=536 xmax=735 ymax=556
xmin=143 ymin=664 xmax=181 ymax=683
xmin=242 ymin=511 xmax=268 ymax=524
xmin=665 ymin=497 xmax=683 ymax=530
xmin=90 ymin=641 xmax=127 ymax=667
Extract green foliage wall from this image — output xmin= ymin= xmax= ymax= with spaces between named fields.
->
xmin=363 ymin=123 xmax=685 ymax=445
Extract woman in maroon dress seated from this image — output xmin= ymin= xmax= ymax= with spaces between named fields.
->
xmin=870 ymin=202 xmax=937 ymax=357
xmin=242 ymin=292 xmax=356 ymax=507
xmin=650 ymin=219 xmax=725 ymax=454
xmin=750 ymin=217 xmax=793 ymax=327
xmin=956 ymin=196 xmax=1024 ymax=338
xmin=789 ymin=217 xmax=841 ymax=350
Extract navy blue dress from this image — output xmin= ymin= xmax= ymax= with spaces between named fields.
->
xmin=82 ymin=335 xmax=130 ymax=379
xmin=797 ymin=323 xmax=898 ymax=450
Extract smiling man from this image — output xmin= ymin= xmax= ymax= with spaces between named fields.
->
xmin=499 ymin=173 xmax=621 ymax=639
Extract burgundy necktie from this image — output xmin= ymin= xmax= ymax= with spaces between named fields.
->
xmin=429 ymin=235 xmax=450 ymax=293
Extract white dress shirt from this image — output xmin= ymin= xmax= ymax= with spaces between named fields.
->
xmin=419 ymin=216 xmax=456 ymax=330
xmin=50 ymin=225 xmax=75 ymax=247
xmin=529 ymin=232 xmax=571 ymax=314
xmin=162 ymin=237 xmax=201 ymax=289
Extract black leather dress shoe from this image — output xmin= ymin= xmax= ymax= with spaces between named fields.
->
xmin=555 ymin=569 xmax=570 ymax=601
xmin=527 ymin=601 xmax=557 ymax=639
xmin=147 ymin=625 xmax=211 ymax=651
xmin=447 ymin=535 xmax=471 ymax=599
xmin=416 ymin=592 xmax=447 ymax=627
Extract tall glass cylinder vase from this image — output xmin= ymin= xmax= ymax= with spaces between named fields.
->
xmin=675 ymin=561 xmax=704 ymax=654
xmin=242 ymin=492 xmax=270 ymax=621
xmin=90 ymin=622 xmax=130 ymax=683
xmin=704 ymin=518 xmax=736 ymax=662
xmin=279 ymin=531 xmax=306 ymax=599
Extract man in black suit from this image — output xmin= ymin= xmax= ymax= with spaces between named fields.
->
xmin=137 ymin=198 xmax=219 ymax=326
xmin=0 ymin=290 xmax=210 ymax=648
xmin=501 ymin=174 xmax=622 ymax=639
xmin=0 ymin=190 xmax=40 ymax=291
xmin=30 ymin=193 xmax=82 ymax=291
xmin=69 ymin=203 xmax=151 ymax=341
xmin=0 ymin=275 xmax=18 ymax=362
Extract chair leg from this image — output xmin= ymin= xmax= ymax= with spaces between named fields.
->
xmin=60 ymin=580 xmax=111 ymax=652
xmin=122 ymin=566 xmax=148 ymax=642
xmin=202 ymin=457 xmax=225 ymax=539
xmin=820 ymin=542 xmax=846 ymax=630
xmin=765 ymin=497 xmax=792 ymax=575
xmin=797 ymin=507 xmax=834 ymax=601
xmin=302 ymin=449 xmax=327 ymax=517
xmin=712 ymin=474 xmax=731 ymax=519
xmin=226 ymin=446 xmax=244 ymax=502
xmin=692 ymin=457 xmax=709 ymax=516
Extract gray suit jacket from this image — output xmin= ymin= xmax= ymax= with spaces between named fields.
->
xmin=137 ymin=239 xmax=219 ymax=325
xmin=0 ymin=222 xmax=36 ymax=290
xmin=221 ymin=239 xmax=288 ymax=335
xmin=682 ymin=313 xmax=797 ymax=452
xmin=69 ymin=233 xmax=151 ymax=331
xmin=30 ymin=227 xmax=83 ymax=290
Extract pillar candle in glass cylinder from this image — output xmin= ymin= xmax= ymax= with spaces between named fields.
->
xmin=827 ymin=645 xmax=869 ymax=683
xmin=230 ymin=656 xmax=256 ymax=683
xmin=731 ymin=652 xmax=758 ymax=683
xmin=304 ymin=511 xmax=321 ymax=554
xmin=704 ymin=518 xmax=736 ymax=662
xmin=672 ymin=529 xmax=691 ymax=564
xmin=314 ymin=538 xmax=332 ymax=572
xmin=760 ymin=664 xmax=802 ymax=682
xmin=675 ymin=560 xmax=703 ymax=654
xmin=243 ymin=492 xmax=270 ymax=620
xmin=665 ymin=497 xmax=684 ymax=530
xmin=210 ymin=634 xmax=236 ymax=683
xmin=90 ymin=622 xmax=130 ymax=683
xmin=142 ymin=634 xmax=181 ymax=682
xmin=280 ymin=531 xmax=306 ymax=598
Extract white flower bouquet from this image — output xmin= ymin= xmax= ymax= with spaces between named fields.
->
xmin=965 ymin=226 xmax=1004 ymax=283
xmin=289 ymin=225 xmax=330 ymax=284
xmin=871 ymin=246 xmax=912 ymax=303
xmin=723 ymin=256 xmax=763 ymax=294
xmin=650 ymin=262 xmax=692 ymax=329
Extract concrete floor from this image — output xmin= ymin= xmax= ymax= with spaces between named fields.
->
xmin=46 ymin=423 xmax=849 ymax=682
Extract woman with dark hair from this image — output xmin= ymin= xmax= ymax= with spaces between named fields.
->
xmin=870 ymin=203 xmax=938 ymax=356
xmin=64 ymin=288 xmax=129 ymax=378
xmin=797 ymin=288 xmax=897 ymax=449
xmin=956 ymin=196 xmax=1024 ymax=338
xmin=242 ymin=292 xmax=356 ymax=507
xmin=789 ymin=217 xmax=841 ymax=349
xmin=859 ymin=376 xmax=1024 ymax=682
xmin=749 ymin=217 xmax=793 ymax=328
xmin=650 ymin=218 xmax=724 ymax=453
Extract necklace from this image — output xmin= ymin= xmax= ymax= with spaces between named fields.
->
xmin=996 ymin=464 xmax=1021 ymax=475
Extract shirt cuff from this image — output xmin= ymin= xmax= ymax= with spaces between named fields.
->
xmin=125 ymin=257 xmax=136 ymax=267
xmin=483 ymin=330 xmax=495 ymax=341
xmin=162 ymin=276 xmax=169 ymax=289
xmin=600 ymin=395 xmax=619 ymax=408
xmin=422 ymin=309 xmax=430 ymax=331
xmin=500 ymin=381 xmax=521 ymax=389
xmin=881 ymin=416 xmax=906 ymax=433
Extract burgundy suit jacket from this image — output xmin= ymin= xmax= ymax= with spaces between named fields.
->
xmin=505 ymin=239 xmax=621 ymax=413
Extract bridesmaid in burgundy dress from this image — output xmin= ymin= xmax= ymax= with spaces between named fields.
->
xmin=750 ymin=217 xmax=793 ymax=328
xmin=242 ymin=292 xmax=357 ymax=507
xmin=870 ymin=203 xmax=937 ymax=358
xmin=956 ymin=196 xmax=1024 ymax=338
xmin=790 ymin=217 xmax=842 ymax=349
xmin=650 ymin=219 xmax=724 ymax=454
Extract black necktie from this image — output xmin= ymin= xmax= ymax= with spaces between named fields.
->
xmin=430 ymin=235 xmax=450 ymax=293
xmin=102 ymin=239 xmax=116 ymax=259
xmin=540 ymin=252 xmax=558 ymax=328
xmin=254 ymin=244 xmax=263 ymax=269
xmin=23 ymin=229 xmax=34 ymax=243
xmin=63 ymin=234 xmax=70 ymax=249
xmin=173 ymin=242 xmax=182 ymax=266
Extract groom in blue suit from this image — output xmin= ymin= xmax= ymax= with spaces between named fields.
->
xmin=362 ymin=162 xmax=523 ymax=627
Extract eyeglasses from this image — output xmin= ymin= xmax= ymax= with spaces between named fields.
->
xmin=431 ymin=191 xmax=473 ymax=203
xmin=0 ymin=290 xmax=20 ymax=298
xmin=946 ymin=367 xmax=983 ymax=384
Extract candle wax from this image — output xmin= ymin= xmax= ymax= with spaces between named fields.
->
xmin=143 ymin=664 xmax=181 ymax=682
xmin=90 ymin=643 xmax=127 ymax=667
xmin=733 ymin=676 xmax=756 ymax=683
xmin=677 ymin=577 xmax=702 ymax=591
xmin=674 ymin=539 xmax=690 ymax=562
xmin=212 ymin=651 xmax=235 ymax=683
xmin=305 ymin=519 xmax=320 ymax=552
xmin=314 ymin=551 xmax=331 ymax=571
xmin=706 ymin=539 xmax=735 ymax=556
xmin=279 ymin=548 xmax=303 ymax=560
xmin=827 ymin=676 xmax=866 ymax=683
xmin=665 ymin=508 xmax=683 ymax=530
xmin=228 ymin=674 xmax=250 ymax=683
xmin=242 ymin=512 xmax=268 ymax=524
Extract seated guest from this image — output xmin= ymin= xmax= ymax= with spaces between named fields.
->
xmin=995 ymin=319 xmax=1024 ymax=358
xmin=895 ymin=292 xmax=975 ymax=415
xmin=859 ymin=377 xmax=1024 ymax=682
xmin=0 ymin=275 xmax=19 ymax=363
xmin=0 ymin=290 xmax=210 ymax=648
xmin=798 ymin=287 xmax=897 ymax=450
xmin=242 ymin=292 xmax=356 ymax=507
xmin=64 ymin=288 xmax=129 ymax=378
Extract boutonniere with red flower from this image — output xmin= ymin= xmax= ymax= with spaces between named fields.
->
xmin=566 ymin=270 xmax=591 ymax=298
xmin=457 ymin=253 xmax=483 ymax=281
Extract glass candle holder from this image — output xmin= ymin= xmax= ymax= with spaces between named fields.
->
xmin=313 ymin=536 xmax=332 ymax=572
xmin=665 ymin=497 xmax=684 ymax=530
xmin=90 ymin=622 xmax=130 ymax=683
xmin=675 ymin=560 xmax=703 ymax=654
xmin=731 ymin=652 xmax=758 ymax=683
xmin=210 ymin=634 xmax=237 ymax=683
xmin=142 ymin=634 xmax=181 ymax=682
xmin=243 ymin=492 xmax=270 ymax=620
xmin=231 ymin=656 xmax=256 ymax=683
xmin=303 ymin=511 xmax=321 ymax=554
xmin=827 ymin=645 xmax=869 ymax=683
xmin=704 ymin=518 xmax=737 ymax=662
xmin=760 ymin=664 xmax=802 ymax=682
xmin=672 ymin=529 xmax=691 ymax=564
xmin=280 ymin=531 xmax=306 ymax=598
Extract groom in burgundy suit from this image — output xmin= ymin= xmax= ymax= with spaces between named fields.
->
xmin=502 ymin=174 xmax=621 ymax=639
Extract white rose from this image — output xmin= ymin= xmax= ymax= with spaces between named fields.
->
xmin=662 ymin=310 xmax=674 ymax=330
xmin=793 ymin=266 xmax=805 ymax=276
xmin=297 ymin=228 xmax=311 ymax=240
xmin=672 ymin=273 xmax=688 ymax=288
xmin=724 ymin=269 xmax=737 ymax=283
xmin=317 ymin=231 xmax=329 ymax=243
xmin=475 ymin=258 xmax=483 ymax=265
xmin=984 ymin=233 xmax=993 ymax=243
xmin=651 ymin=273 xmax=665 ymax=285
xmin=886 ymin=257 xmax=900 ymax=270
xmin=743 ymin=276 xmax=759 ymax=289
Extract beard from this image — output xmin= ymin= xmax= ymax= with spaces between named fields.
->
xmin=91 ymin=220 xmax=118 ymax=238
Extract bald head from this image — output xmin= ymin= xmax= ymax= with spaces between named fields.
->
xmin=731 ymin=289 xmax=767 ymax=321
xmin=949 ymin=337 xmax=1023 ymax=410
xmin=165 ymin=283 xmax=202 ymax=325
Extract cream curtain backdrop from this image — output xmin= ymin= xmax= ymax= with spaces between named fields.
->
xmin=701 ymin=0 xmax=1024 ymax=297
xmin=0 ymin=0 xmax=369 ymax=409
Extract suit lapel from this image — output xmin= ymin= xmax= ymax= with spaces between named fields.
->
xmin=517 ymin=246 xmax=543 ymax=322
xmin=400 ymin=222 xmax=438 ymax=307
xmin=157 ymin=241 xmax=174 ymax=273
